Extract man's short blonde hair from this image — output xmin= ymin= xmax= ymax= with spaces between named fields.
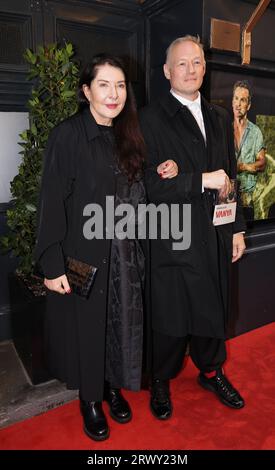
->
xmin=165 ymin=35 xmax=205 ymax=65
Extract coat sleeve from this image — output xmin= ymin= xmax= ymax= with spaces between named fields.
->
xmin=139 ymin=110 xmax=202 ymax=204
xmin=34 ymin=121 xmax=77 ymax=279
xmin=223 ymin=109 xmax=246 ymax=234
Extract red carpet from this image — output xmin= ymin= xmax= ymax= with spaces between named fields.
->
xmin=1 ymin=323 xmax=275 ymax=450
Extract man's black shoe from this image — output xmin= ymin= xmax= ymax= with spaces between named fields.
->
xmin=198 ymin=370 xmax=245 ymax=409
xmin=104 ymin=386 xmax=132 ymax=424
xmin=79 ymin=398 xmax=110 ymax=441
xmin=150 ymin=379 xmax=173 ymax=420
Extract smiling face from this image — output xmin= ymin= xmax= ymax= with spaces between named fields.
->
xmin=82 ymin=63 xmax=127 ymax=125
xmin=163 ymin=40 xmax=206 ymax=101
xmin=232 ymin=86 xmax=251 ymax=121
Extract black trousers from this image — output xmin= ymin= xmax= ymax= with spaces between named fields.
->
xmin=152 ymin=330 xmax=226 ymax=380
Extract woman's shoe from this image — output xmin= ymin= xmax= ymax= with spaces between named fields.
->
xmin=79 ymin=398 xmax=110 ymax=441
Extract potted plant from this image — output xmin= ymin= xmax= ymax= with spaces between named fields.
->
xmin=1 ymin=43 xmax=79 ymax=384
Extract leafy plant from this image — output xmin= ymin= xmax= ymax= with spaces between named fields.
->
xmin=1 ymin=43 xmax=79 ymax=275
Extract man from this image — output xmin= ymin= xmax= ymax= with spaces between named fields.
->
xmin=232 ymin=80 xmax=266 ymax=217
xmin=139 ymin=36 xmax=246 ymax=420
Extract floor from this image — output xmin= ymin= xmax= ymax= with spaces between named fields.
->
xmin=1 ymin=323 xmax=275 ymax=450
xmin=0 ymin=340 xmax=77 ymax=429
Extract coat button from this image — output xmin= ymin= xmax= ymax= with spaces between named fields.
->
xmin=102 ymin=258 xmax=107 ymax=264
xmin=99 ymin=289 xmax=104 ymax=294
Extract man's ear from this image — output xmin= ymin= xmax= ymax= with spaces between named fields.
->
xmin=163 ymin=63 xmax=171 ymax=80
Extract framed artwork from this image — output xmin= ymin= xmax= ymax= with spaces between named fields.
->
xmin=207 ymin=64 xmax=275 ymax=222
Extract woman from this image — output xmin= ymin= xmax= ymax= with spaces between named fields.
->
xmin=35 ymin=53 xmax=176 ymax=441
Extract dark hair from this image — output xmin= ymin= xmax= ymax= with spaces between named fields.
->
xmin=233 ymin=80 xmax=252 ymax=104
xmin=78 ymin=54 xmax=145 ymax=183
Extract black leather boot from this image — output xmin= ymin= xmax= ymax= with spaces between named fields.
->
xmin=104 ymin=384 xmax=132 ymax=423
xmin=150 ymin=379 xmax=173 ymax=420
xmin=79 ymin=398 xmax=110 ymax=441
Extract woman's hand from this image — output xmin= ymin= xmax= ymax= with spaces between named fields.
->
xmin=44 ymin=274 xmax=71 ymax=295
xmin=157 ymin=159 xmax=178 ymax=179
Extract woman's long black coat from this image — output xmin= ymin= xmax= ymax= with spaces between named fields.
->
xmin=35 ymin=108 xmax=143 ymax=401
xmin=139 ymin=93 xmax=246 ymax=339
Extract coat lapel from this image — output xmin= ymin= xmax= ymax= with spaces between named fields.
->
xmin=160 ymin=94 xmax=206 ymax=170
xmin=179 ymin=105 xmax=206 ymax=147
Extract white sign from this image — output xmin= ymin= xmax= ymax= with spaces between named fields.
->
xmin=213 ymin=202 xmax=237 ymax=226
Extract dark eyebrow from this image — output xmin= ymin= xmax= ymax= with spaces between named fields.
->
xmin=97 ymin=79 xmax=126 ymax=83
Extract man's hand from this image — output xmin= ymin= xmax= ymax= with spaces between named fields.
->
xmin=202 ymin=169 xmax=231 ymax=197
xmin=232 ymin=233 xmax=246 ymax=263
xmin=44 ymin=274 xmax=71 ymax=294
xmin=157 ymin=159 xmax=178 ymax=179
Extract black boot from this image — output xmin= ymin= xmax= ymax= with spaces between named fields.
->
xmin=79 ymin=397 xmax=110 ymax=441
xmin=104 ymin=384 xmax=132 ymax=423
xmin=150 ymin=379 xmax=173 ymax=420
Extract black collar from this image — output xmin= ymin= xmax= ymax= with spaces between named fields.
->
xmin=160 ymin=92 xmax=183 ymax=117
xmin=81 ymin=106 xmax=101 ymax=141
xmin=160 ymin=92 xmax=214 ymax=117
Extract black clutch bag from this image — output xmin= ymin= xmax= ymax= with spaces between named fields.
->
xmin=66 ymin=256 xmax=98 ymax=299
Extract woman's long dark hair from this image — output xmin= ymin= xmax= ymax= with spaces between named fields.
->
xmin=78 ymin=54 xmax=145 ymax=183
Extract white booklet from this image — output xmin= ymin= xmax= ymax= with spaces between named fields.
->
xmin=213 ymin=179 xmax=237 ymax=226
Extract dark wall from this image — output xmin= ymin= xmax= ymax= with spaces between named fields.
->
xmin=228 ymin=220 xmax=275 ymax=338
xmin=2 ymin=0 xmax=275 ymax=108
xmin=144 ymin=0 xmax=203 ymax=101
xmin=203 ymin=0 xmax=275 ymax=67
xmin=0 ymin=0 xmax=42 ymax=110
xmin=0 ymin=0 xmax=146 ymax=111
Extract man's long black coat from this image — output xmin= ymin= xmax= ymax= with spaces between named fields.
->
xmin=139 ymin=93 xmax=245 ymax=339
